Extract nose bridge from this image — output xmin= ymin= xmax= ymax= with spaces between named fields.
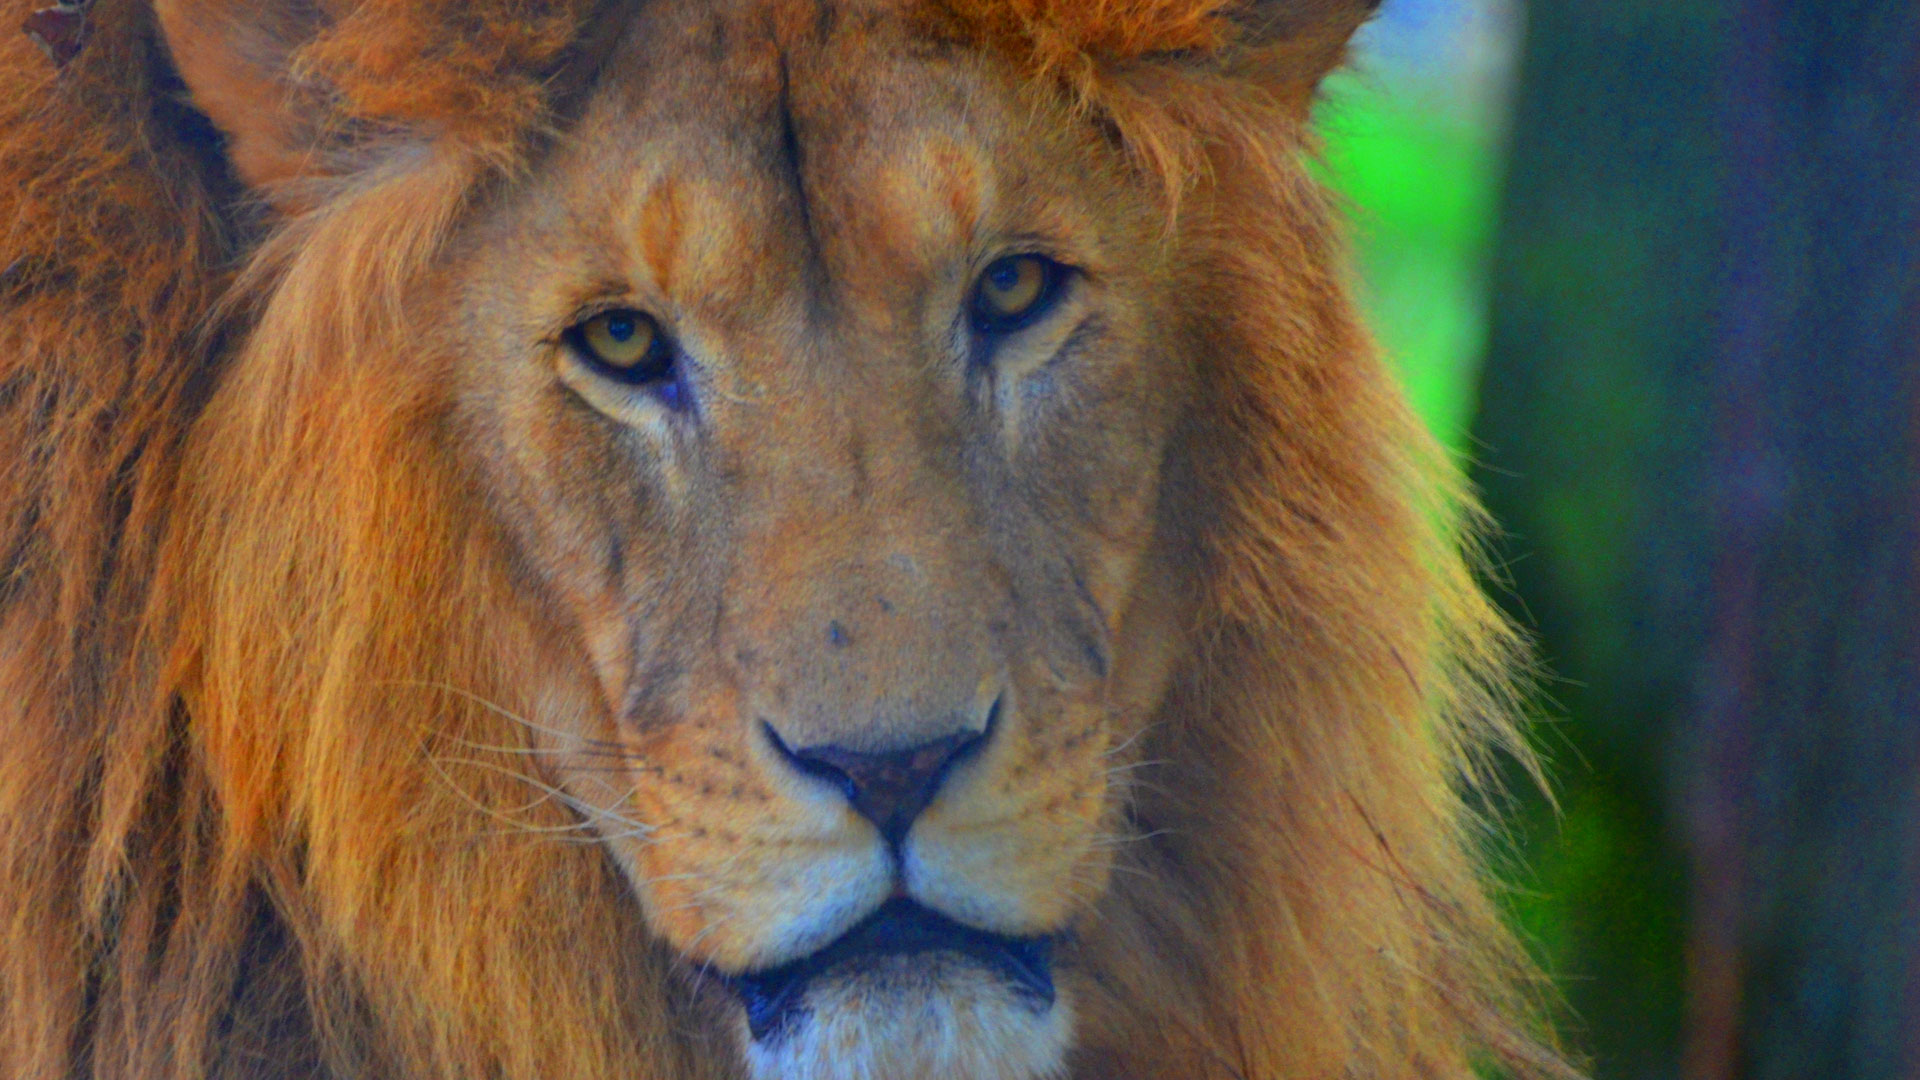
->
xmin=730 ymin=379 xmax=1001 ymax=752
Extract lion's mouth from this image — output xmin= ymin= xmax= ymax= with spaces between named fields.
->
xmin=727 ymin=898 xmax=1058 ymax=1042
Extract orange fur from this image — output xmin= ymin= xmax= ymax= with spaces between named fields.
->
xmin=0 ymin=1 xmax=1576 ymax=1078
xmin=932 ymin=0 xmax=1233 ymax=76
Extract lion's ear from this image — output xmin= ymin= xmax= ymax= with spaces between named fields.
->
xmin=940 ymin=0 xmax=1379 ymax=113
xmin=154 ymin=0 xmax=328 ymax=200
xmin=1227 ymin=0 xmax=1382 ymax=106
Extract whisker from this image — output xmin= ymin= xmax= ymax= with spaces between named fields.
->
xmin=423 ymin=755 xmax=595 ymax=838
xmin=430 ymin=753 xmax=660 ymax=838
xmin=683 ymin=910 xmax=740 ymax=957
xmin=384 ymin=678 xmax=636 ymax=754
xmin=1102 ymin=758 xmax=1170 ymax=775
xmin=1101 ymin=724 xmax=1160 ymax=760
xmin=1084 ymin=828 xmax=1174 ymax=849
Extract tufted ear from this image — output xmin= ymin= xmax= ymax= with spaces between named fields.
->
xmin=1231 ymin=0 xmax=1383 ymax=49
xmin=154 ymin=0 xmax=327 ymax=198
xmin=939 ymin=0 xmax=1380 ymax=106
xmin=155 ymin=0 xmax=614 ymax=211
xmin=1227 ymin=0 xmax=1383 ymax=105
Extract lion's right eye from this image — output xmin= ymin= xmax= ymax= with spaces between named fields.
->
xmin=566 ymin=310 xmax=678 ymax=392
xmin=969 ymin=255 xmax=1069 ymax=338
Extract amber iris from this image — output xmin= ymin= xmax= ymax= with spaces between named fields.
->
xmin=569 ymin=309 xmax=678 ymax=389
xmin=579 ymin=310 xmax=658 ymax=367
xmin=971 ymin=255 xmax=1064 ymax=334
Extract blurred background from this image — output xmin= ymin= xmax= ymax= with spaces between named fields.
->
xmin=1320 ymin=2 xmax=1920 ymax=1077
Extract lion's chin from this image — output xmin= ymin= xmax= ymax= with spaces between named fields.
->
xmin=738 ymin=955 xmax=1072 ymax=1080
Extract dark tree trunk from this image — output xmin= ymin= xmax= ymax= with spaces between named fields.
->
xmin=1473 ymin=1 xmax=1920 ymax=1078
xmin=1682 ymin=3 xmax=1920 ymax=1077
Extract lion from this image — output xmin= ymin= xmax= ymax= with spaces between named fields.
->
xmin=0 ymin=0 xmax=1575 ymax=1077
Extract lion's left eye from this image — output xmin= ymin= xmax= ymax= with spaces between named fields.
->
xmin=569 ymin=310 xmax=671 ymax=380
xmin=970 ymin=255 xmax=1069 ymax=336
xmin=559 ymin=308 xmax=695 ymax=412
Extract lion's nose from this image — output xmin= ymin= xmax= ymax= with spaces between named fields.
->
xmin=766 ymin=720 xmax=991 ymax=844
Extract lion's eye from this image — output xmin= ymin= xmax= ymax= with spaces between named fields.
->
xmin=970 ymin=255 xmax=1068 ymax=336
xmin=568 ymin=309 xmax=676 ymax=389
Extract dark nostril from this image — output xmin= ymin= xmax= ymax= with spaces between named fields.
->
xmin=762 ymin=720 xmax=862 ymax=802
xmin=762 ymin=705 xmax=996 ymax=844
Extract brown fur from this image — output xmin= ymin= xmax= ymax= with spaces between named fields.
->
xmin=0 ymin=1 xmax=1575 ymax=1077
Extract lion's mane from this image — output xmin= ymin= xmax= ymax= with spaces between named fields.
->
xmin=0 ymin=2 xmax=1571 ymax=1077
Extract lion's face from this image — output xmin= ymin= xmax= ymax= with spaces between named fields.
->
xmin=447 ymin=2 xmax=1191 ymax=1074
xmin=7 ymin=0 xmax=1566 ymax=1075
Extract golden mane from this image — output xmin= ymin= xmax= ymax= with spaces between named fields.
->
xmin=0 ymin=1 xmax=1573 ymax=1077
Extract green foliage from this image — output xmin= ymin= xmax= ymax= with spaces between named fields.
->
xmin=1315 ymin=70 xmax=1504 ymax=445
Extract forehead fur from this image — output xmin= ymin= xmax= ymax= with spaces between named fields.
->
xmin=291 ymin=0 xmax=1246 ymax=141
xmin=933 ymin=0 xmax=1237 ymax=72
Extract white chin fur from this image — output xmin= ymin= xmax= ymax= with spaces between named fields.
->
xmin=740 ymin=956 xmax=1071 ymax=1080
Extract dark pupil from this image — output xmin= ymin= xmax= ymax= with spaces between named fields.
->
xmin=605 ymin=315 xmax=637 ymax=342
xmin=989 ymin=261 xmax=1024 ymax=292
